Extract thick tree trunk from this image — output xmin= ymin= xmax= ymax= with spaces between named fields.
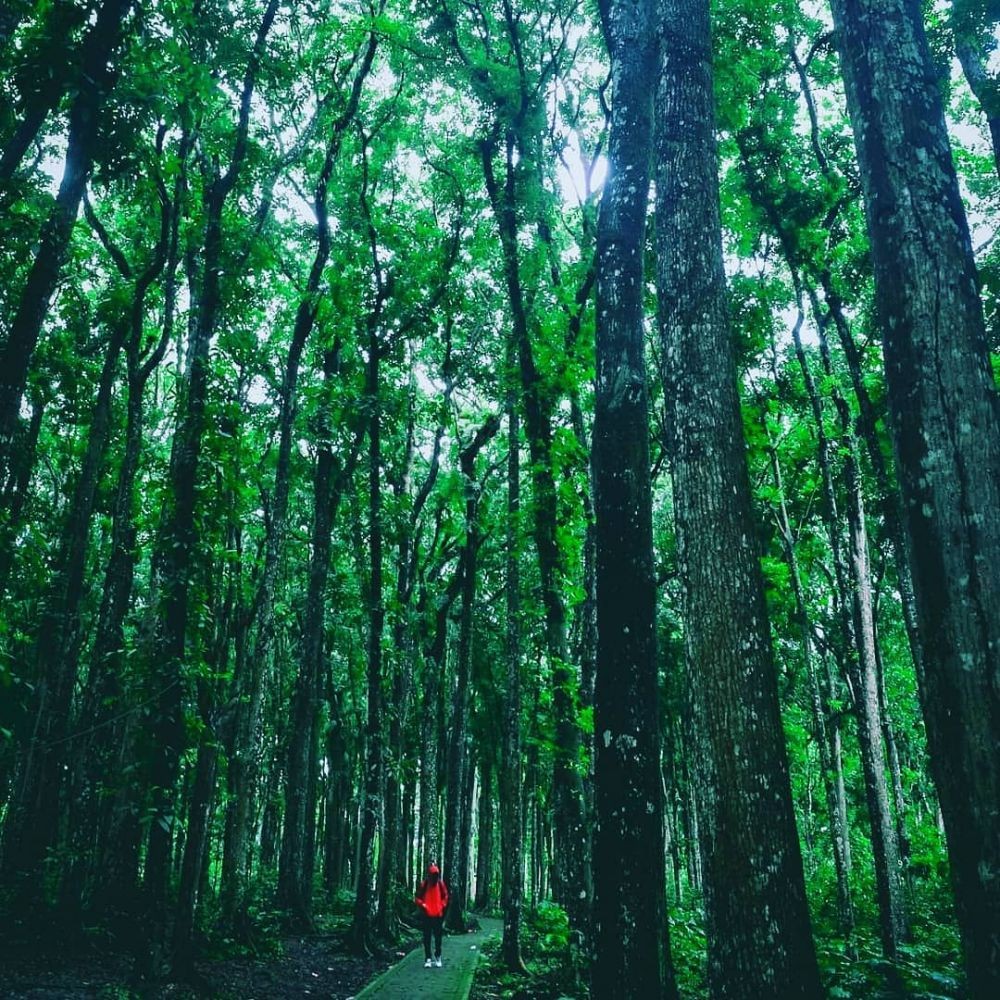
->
xmin=655 ymin=3 xmax=822 ymax=995
xmin=829 ymin=5 xmax=1000 ymax=990
xmin=591 ymin=1 xmax=676 ymax=996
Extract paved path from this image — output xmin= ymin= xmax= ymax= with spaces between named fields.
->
xmin=353 ymin=917 xmax=502 ymax=1000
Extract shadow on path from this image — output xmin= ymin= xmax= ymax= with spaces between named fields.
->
xmin=353 ymin=917 xmax=502 ymax=1000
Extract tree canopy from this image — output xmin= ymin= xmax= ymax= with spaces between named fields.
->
xmin=1 ymin=1 xmax=999 ymax=997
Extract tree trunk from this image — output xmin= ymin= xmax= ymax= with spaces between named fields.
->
xmin=139 ymin=6 xmax=279 ymax=976
xmin=349 ymin=317 xmax=386 ymax=954
xmin=481 ymin=132 xmax=590 ymax=939
xmin=253 ymin=29 xmax=377 ymax=932
xmin=457 ymin=744 xmax=476 ymax=914
xmin=278 ymin=341 xmax=355 ymax=927
xmin=655 ymin=3 xmax=822 ymax=994
xmin=323 ymin=685 xmax=350 ymax=895
xmin=0 ymin=0 xmax=132 ymax=476
xmin=443 ymin=415 xmax=499 ymax=932
xmin=474 ymin=758 xmax=493 ymax=912
xmin=592 ymin=2 xmax=676 ymax=995
xmin=842 ymin=405 xmax=908 ymax=955
xmin=787 ymin=313 xmax=907 ymax=956
xmin=953 ymin=17 xmax=1000 ymax=179
xmin=172 ymin=730 xmax=219 ymax=977
xmin=829 ymin=5 xmax=1000 ymax=989
xmin=766 ymin=437 xmax=855 ymax=942
xmin=500 ymin=393 xmax=526 ymax=970
xmin=2 ymin=312 xmax=128 ymax=902
xmin=0 ymin=397 xmax=43 ymax=600
xmin=873 ymin=624 xmax=912 ymax=882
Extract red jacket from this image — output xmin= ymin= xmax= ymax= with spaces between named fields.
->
xmin=415 ymin=877 xmax=449 ymax=918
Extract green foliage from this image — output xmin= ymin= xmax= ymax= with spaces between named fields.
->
xmin=0 ymin=0 xmax=994 ymax=994
xmin=667 ymin=903 xmax=709 ymax=997
xmin=471 ymin=904 xmax=587 ymax=1000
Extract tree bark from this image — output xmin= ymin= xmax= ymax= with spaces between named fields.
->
xmin=279 ymin=339 xmax=361 ymax=926
xmin=829 ymin=4 xmax=1000 ymax=991
xmin=655 ymin=3 xmax=822 ymax=994
xmin=474 ymin=757 xmax=493 ymax=911
xmin=500 ymin=390 xmax=526 ymax=970
xmin=348 ymin=299 xmax=388 ymax=953
xmin=443 ymin=414 xmax=500 ymax=933
xmin=787 ymin=313 xmax=907 ymax=956
xmin=0 ymin=397 xmax=43 ymax=600
xmin=591 ymin=1 xmax=677 ymax=996
xmin=172 ymin=726 xmax=219 ymax=977
xmin=953 ymin=12 xmax=1000 ymax=179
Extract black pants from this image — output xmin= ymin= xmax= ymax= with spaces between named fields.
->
xmin=422 ymin=914 xmax=444 ymax=958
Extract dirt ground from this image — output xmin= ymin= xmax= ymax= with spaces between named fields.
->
xmin=0 ymin=934 xmax=419 ymax=999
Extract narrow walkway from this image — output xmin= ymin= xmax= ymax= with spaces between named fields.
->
xmin=354 ymin=917 xmax=502 ymax=1000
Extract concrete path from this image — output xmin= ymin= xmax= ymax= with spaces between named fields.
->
xmin=353 ymin=917 xmax=502 ymax=1000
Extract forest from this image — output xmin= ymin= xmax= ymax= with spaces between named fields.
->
xmin=1 ymin=0 xmax=999 ymax=997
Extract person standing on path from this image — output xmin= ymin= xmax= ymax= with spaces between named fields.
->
xmin=415 ymin=862 xmax=449 ymax=968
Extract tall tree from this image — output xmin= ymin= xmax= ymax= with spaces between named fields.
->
xmin=655 ymin=1 xmax=823 ymax=994
xmin=499 ymin=347 xmax=526 ymax=970
xmin=443 ymin=413 xmax=500 ymax=931
xmin=273 ymin=24 xmax=381 ymax=929
xmin=829 ymin=2 xmax=1000 ymax=992
xmin=0 ymin=0 xmax=133 ymax=485
xmin=140 ymin=0 xmax=280 ymax=976
xmin=591 ymin=0 xmax=677 ymax=996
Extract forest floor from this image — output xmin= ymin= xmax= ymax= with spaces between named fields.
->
xmin=0 ymin=929 xmax=420 ymax=999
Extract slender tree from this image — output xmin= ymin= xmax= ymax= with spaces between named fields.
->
xmin=140 ymin=1 xmax=280 ymax=976
xmin=0 ymin=0 xmax=133 ymax=483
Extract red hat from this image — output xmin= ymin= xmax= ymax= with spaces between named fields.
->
xmin=428 ymin=863 xmax=440 ymax=874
